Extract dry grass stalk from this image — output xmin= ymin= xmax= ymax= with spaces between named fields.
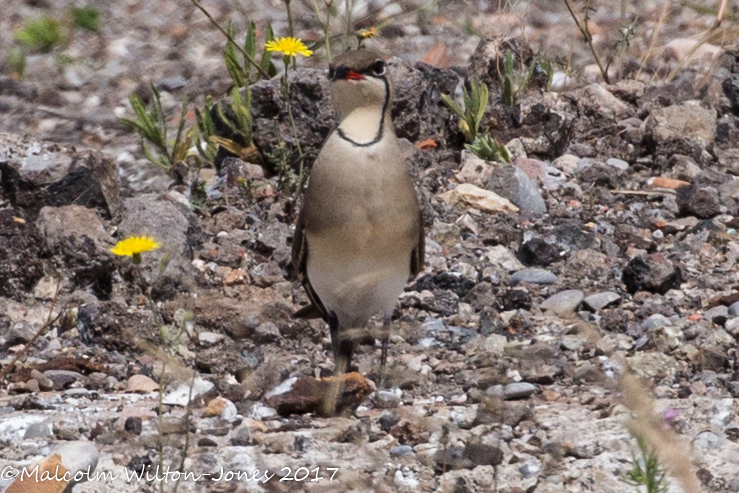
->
xmin=665 ymin=23 xmax=732 ymax=82
xmin=563 ymin=317 xmax=702 ymax=492
xmin=636 ymin=0 xmax=671 ymax=81
xmin=619 ymin=372 xmax=703 ymax=493
xmin=714 ymin=0 xmax=729 ymax=29
xmin=562 ymin=0 xmax=611 ymax=83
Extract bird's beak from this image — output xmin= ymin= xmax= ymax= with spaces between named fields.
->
xmin=333 ymin=65 xmax=365 ymax=81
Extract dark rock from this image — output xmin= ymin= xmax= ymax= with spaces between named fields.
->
xmin=704 ymin=305 xmax=729 ymax=326
xmin=417 ymin=289 xmax=459 ymax=317
xmin=500 ymin=288 xmax=532 ymax=310
xmin=676 ymin=184 xmax=722 ymax=219
xmin=553 ymin=222 xmax=596 ymax=251
xmin=464 ymin=443 xmax=503 ymax=467
xmin=622 ymin=253 xmax=683 ymax=295
xmin=576 ymin=162 xmax=622 ymax=189
xmin=43 ymin=370 xmax=81 ymax=390
xmin=0 ymin=208 xmax=44 ymax=300
xmin=124 ymin=417 xmax=143 ymax=435
xmin=215 ymin=60 xmax=459 ymax=174
xmin=723 ymin=74 xmax=739 ymax=115
xmin=519 ymin=238 xmax=561 ymax=266
xmin=390 ymin=61 xmax=460 ymax=146
xmin=197 ymin=437 xmax=218 ymax=447
xmin=486 ymin=164 xmax=546 ymax=214
xmin=77 ymin=300 xmax=151 ymax=350
xmin=414 ymin=272 xmax=476 ymax=298
xmin=36 ymin=205 xmax=114 ymax=297
xmin=0 ymin=133 xmax=120 ymax=220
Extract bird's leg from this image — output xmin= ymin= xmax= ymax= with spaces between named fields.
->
xmin=379 ymin=311 xmax=392 ymax=388
xmin=328 ymin=312 xmax=341 ymax=366
xmin=324 ymin=312 xmax=344 ymax=417
xmin=338 ymin=338 xmax=355 ymax=375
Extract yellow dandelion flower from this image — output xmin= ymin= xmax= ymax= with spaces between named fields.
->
xmin=357 ymin=27 xmax=378 ymax=39
xmin=265 ymin=37 xmax=313 ymax=58
xmin=111 ymin=236 xmax=160 ymax=264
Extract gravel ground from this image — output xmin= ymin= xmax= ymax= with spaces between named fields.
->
xmin=2 ymin=0 xmax=739 ymax=492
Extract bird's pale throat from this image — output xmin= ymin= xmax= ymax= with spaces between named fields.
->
xmin=338 ymin=106 xmax=384 ymax=146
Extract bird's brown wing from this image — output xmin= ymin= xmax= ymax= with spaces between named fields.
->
xmin=291 ymin=208 xmax=328 ymax=321
xmin=409 ymin=209 xmax=425 ymax=280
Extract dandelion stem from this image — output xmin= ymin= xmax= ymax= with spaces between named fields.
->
xmin=282 ymin=57 xmax=305 ymax=190
xmin=190 ymin=0 xmax=271 ymax=79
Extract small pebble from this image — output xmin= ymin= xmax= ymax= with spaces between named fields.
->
xmin=390 ymin=445 xmax=414 ymax=456
xmin=504 ymin=382 xmax=536 ymax=400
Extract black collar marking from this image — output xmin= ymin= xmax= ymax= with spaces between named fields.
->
xmin=336 ymin=76 xmax=390 ymax=147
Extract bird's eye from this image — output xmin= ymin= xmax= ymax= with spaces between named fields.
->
xmin=370 ymin=60 xmax=386 ymax=77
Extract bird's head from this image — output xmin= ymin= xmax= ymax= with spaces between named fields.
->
xmin=328 ymin=49 xmax=391 ymax=118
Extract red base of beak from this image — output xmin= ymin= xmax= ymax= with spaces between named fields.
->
xmin=346 ymin=70 xmax=365 ymax=80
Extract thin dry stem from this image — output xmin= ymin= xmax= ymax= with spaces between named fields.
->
xmin=190 ymin=0 xmax=271 ymax=79
xmin=562 ymin=0 xmax=610 ymax=83
xmin=636 ymin=0 xmax=671 ymax=81
xmin=665 ymin=24 xmax=731 ymax=83
xmin=714 ymin=0 xmax=729 ymax=29
xmin=619 ymin=372 xmax=703 ymax=493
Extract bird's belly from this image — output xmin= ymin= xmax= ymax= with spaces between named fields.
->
xmin=307 ymin=225 xmax=412 ymax=329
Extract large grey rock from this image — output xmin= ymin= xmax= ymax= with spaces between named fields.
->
xmin=116 ymin=193 xmax=201 ymax=299
xmin=54 ymin=441 xmax=100 ymax=482
xmin=583 ymin=292 xmax=621 ymax=312
xmin=676 ymin=184 xmax=722 ymax=219
xmin=540 ymin=290 xmax=584 ymax=315
xmin=0 ymin=132 xmax=120 ymax=220
xmin=486 ymin=164 xmax=546 ymax=214
xmin=645 ymin=102 xmax=717 ymax=147
xmin=36 ymin=205 xmax=114 ymax=296
xmin=503 ymin=382 xmax=536 ymax=400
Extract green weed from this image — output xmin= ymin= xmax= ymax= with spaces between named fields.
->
xmin=7 ymin=48 xmax=26 ymax=79
xmin=502 ymin=52 xmax=553 ymax=106
xmin=441 ymin=79 xmax=489 ymax=143
xmin=626 ymin=435 xmax=669 ymax=493
xmin=194 ymin=95 xmax=218 ymax=165
xmin=14 ymin=16 xmax=65 ymax=53
xmin=118 ymin=84 xmax=192 ymax=171
xmin=71 ymin=5 xmax=101 ymax=32
xmin=465 ymin=134 xmax=510 ymax=163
